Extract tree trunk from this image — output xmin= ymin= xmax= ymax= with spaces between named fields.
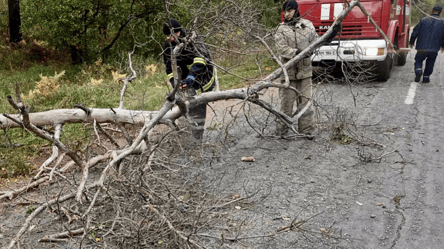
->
xmin=8 ymin=0 xmax=22 ymax=43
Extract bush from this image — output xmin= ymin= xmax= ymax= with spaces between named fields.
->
xmin=20 ymin=0 xmax=165 ymax=63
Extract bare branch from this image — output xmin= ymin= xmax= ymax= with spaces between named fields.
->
xmin=34 ymin=124 xmax=63 ymax=179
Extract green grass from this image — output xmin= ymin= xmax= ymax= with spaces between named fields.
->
xmin=216 ymin=54 xmax=276 ymax=89
xmin=0 ymin=129 xmax=44 ymax=177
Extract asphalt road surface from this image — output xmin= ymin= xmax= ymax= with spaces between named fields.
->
xmin=201 ymin=49 xmax=444 ymax=248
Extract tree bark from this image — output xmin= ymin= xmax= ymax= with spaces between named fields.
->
xmin=0 ymin=107 xmax=180 ymax=129
xmin=8 ymin=0 xmax=22 ymax=43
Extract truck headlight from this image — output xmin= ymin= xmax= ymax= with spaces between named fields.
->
xmin=365 ymin=48 xmax=385 ymax=56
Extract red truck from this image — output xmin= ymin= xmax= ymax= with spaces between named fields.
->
xmin=296 ymin=0 xmax=411 ymax=81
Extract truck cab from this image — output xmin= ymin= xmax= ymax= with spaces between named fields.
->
xmin=297 ymin=0 xmax=410 ymax=81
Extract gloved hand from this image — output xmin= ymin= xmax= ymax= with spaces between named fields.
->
xmin=181 ymin=76 xmax=195 ymax=89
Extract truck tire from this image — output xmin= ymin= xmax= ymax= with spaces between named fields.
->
xmin=375 ymin=55 xmax=393 ymax=81
xmin=397 ymin=52 xmax=407 ymax=66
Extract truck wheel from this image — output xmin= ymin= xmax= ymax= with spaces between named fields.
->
xmin=397 ymin=52 xmax=407 ymax=66
xmin=375 ymin=55 xmax=393 ymax=81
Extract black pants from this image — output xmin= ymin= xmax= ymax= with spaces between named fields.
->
xmin=415 ymin=50 xmax=438 ymax=78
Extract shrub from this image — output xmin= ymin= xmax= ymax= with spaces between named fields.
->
xmin=22 ymin=71 xmax=64 ymax=103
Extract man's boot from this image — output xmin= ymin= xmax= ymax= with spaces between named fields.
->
xmin=415 ymin=68 xmax=422 ymax=82
xmin=415 ymin=74 xmax=421 ymax=82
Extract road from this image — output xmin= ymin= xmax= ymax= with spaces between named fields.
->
xmin=379 ymin=51 xmax=444 ymax=248
xmin=201 ymin=50 xmax=444 ymax=248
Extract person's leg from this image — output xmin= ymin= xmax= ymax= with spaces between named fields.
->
xmin=277 ymin=80 xmax=297 ymax=135
xmin=414 ymin=51 xmax=427 ymax=82
xmin=422 ymin=51 xmax=438 ymax=83
xmin=296 ymin=77 xmax=316 ymax=134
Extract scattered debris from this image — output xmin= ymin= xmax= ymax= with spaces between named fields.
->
xmin=241 ymin=156 xmax=255 ymax=162
xmin=393 ymin=195 xmax=403 ymax=204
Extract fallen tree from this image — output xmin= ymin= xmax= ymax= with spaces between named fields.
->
xmin=1 ymin=0 xmax=399 ymax=248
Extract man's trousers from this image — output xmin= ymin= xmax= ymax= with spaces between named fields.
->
xmin=415 ymin=50 xmax=438 ymax=78
xmin=278 ymin=77 xmax=315 ymax=134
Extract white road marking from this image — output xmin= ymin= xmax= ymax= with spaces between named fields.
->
xmin=405 ymin=82 xmax=418 ymax=105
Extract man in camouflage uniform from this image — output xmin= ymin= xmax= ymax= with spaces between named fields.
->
xmin=274 ymin=0 xmax=318 ymax=136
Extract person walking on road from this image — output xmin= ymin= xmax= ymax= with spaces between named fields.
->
xmin=409 ymin=4 xmax=444 ymax=83
xmin=274 ymin=0 xmax=318 ymax=137
xmin=162 ymin=18 xmax=215 ymax=141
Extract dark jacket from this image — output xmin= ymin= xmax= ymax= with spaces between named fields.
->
xmin=162 ymin=29 xmax=214 ymax=93
xmin=410 ymin=14 xmax=444 ymax=51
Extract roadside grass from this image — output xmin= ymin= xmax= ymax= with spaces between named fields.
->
xmin=0 ymin=39 xmax=276 ymax=178
xmin=0 ymin=129 xmax=42 ymax=178
xmin=216 ymin=53 xmax=275 ymax=89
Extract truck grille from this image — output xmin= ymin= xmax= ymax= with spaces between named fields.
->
xmin=340 ymin=25 xmax=363 ymax=36
xmin=316 ymin=24 xmax=382 ymax=39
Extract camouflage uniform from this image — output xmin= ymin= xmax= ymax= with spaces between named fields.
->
xmin=274 ymin=18 xmax=318 ymax=134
